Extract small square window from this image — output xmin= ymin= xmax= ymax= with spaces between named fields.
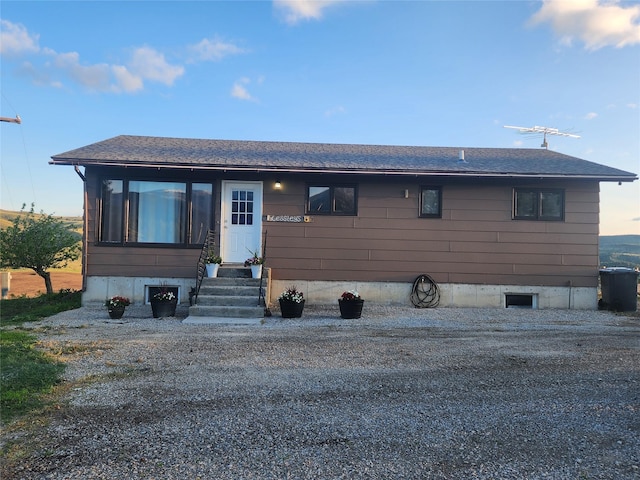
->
xmin=420 ymin=186 xmax=442 ymax=218
xmin=307 ymin=185 xmax=357 ymax=215
xmin=514 ymin=188 xmax=564 ymax=221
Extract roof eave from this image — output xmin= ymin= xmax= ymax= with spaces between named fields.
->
xmin=49 ymin=159 xmax=638 ymax=183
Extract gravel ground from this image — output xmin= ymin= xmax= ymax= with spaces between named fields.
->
xmin=1 ymin=304 xmax=639 ymax=479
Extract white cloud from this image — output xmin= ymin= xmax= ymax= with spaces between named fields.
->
xmin=16 ymin=61 xmax=57 ymax=88
xmin=111 ymin=65 xmax=144 ymax=93
xmin=585 ymin=112 xmax=598 ymax=119
xmin=52 ymin=51 xmax=113 ymax=91
xmin=274 ymin=0 xmax=344 ymax=24
xmin=188 ymin=37 xmax=246 ymax=62
xmin=627 ymin=103 xmax=638 ymax=109
xmin=530 ymin=0 xmax=640 ymax=50
xmin=2 ymin=20 xmax=245 ymax=94
xmin=231 ymin=77 xmax=257 ymax=101
xmin=128 ymin=46 xmax=184 ymax=86
xmin=34 ymin=46 xmax=183 ymax=93
xmin=0 ymin=20 xmax=40 ymax=57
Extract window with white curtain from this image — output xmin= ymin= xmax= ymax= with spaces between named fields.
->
xmin=128 ymin=181 xmax=186 ymax=243
xmin=100 ymin=179 xmax=213 ymax=245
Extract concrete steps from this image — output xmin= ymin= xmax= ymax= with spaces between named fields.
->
xmin=186 ymin=266 xmax=266 ymax=320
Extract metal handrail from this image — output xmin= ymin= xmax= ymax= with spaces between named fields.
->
xmin=193 ymin=230 xmax=216 ymax=304
xmin=258 ymin=230 xmax=268 ymax=310
xmin=193 ymin=229 xmax=267 ymax=312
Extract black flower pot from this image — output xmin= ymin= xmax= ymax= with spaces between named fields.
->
xmin=338 ymin=299 xmax=364 ymax=319
xmin=107 ymin=306 xmax=125 ymax=319
xmin=279 ymin=299 xmax=305 ymax=318
xmin=151 ymin=298 xmax=177 ymax=318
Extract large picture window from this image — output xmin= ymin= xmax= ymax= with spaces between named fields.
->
xmin=307 ymin=185 xmax=357 ymax=215
xmin=420 ymin=186 xmax=442 ymax=218
xmin=128 ymin=181 xmax=186 ymax=243
xmin=100 ymin=179 xmax=213 ymax=245
xmin=513 ymin=188 xmax=564 ymax=221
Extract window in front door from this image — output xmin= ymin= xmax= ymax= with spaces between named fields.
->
xmin=231 ymin=190 xmax=254 ymax=225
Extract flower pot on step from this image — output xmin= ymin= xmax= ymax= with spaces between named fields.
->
xmin=206 ymin=263 xmax=219 ymax=278
xmin=251 ymin=264 xmax=263 ymax=279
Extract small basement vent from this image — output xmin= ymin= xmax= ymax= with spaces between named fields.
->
xmin=505 ymin=293 xmax=537 ymax=309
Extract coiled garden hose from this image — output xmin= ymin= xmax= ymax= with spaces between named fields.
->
xmin=410 ymin=274 xmax=440 ymax=308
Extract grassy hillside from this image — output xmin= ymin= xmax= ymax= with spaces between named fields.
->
xmin=0 ymin=209 xmax=82 ymax=234
xmin=600 ymin=235 xmax=640 ymax=269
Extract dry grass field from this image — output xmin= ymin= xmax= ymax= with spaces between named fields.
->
xmin=1 ymin=209 xmax=83 ymax=297
xmin=4 ymin=270 xmax=82 ymax=298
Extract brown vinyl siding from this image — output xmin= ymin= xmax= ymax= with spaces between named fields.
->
xmin=264 ymin=178 xmax=600 ymax=288
xmin=82 ymin=165 xmax=600 ymax=288
xmin=87 ymin=247 xmax=200 ymax=277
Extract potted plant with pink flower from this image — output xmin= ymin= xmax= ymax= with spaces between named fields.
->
xmin=244 ymin=250 xmax=264 ymax=278
xmin=105 ymin=295 xmax=130 ymax=319
xmin=338 ymin=290 xmax=364 ymax=319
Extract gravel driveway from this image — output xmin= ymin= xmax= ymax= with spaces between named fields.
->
xmin=2 ymin=305 xmax=639 ymax=479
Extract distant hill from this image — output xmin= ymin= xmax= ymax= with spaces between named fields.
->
xmin=600 ymin=235 xmax=640 ymax=269
xmin=0 ymin=209 xmax=82 ymax=235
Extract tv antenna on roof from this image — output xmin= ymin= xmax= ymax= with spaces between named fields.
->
xmin=504 ymin=125 xmax=580 ymax=149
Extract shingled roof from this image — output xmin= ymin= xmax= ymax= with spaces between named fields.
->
xmin=50 ymin=135 xmax=637 ymax=182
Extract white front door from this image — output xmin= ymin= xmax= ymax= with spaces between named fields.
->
xmin=221 ymin=181 xmax=263 ymax=264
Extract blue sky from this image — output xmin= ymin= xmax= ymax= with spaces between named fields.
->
xmin=1 ymin=0 xmax=638 ymax=235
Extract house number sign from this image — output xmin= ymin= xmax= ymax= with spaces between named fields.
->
xmin=266 ymin=215 xmax=305 ymax=223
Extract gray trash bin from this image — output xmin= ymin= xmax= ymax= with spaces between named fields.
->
xmin=599 ymin=267 xmax=639 ymax=312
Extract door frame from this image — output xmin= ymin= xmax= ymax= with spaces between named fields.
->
xmin=220 ymin=180 xmax=263 ymax=264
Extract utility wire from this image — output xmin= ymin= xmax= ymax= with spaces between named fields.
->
xmin=1 ymin=93 xmax=37 ymax=207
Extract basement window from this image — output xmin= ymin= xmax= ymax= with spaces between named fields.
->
xmin=505 ymin=293 xmax=537 ymax=309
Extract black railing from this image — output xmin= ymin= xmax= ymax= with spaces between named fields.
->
xmin=258 ymin=230 xmax=268 ymax=309
xmin=193 ymin=230 xmax=216 ymax=305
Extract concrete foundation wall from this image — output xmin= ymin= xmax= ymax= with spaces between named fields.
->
xmin=83 ymin=276 xmax=597 ymax=310
xmin=83 ymin=276 xmax=193 ymax=306
xmin=270 ymin=279 xmax=597 ymax=310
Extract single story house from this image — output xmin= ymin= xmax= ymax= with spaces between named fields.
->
xmin=51 ymin=135 xmax=637 ymax=309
